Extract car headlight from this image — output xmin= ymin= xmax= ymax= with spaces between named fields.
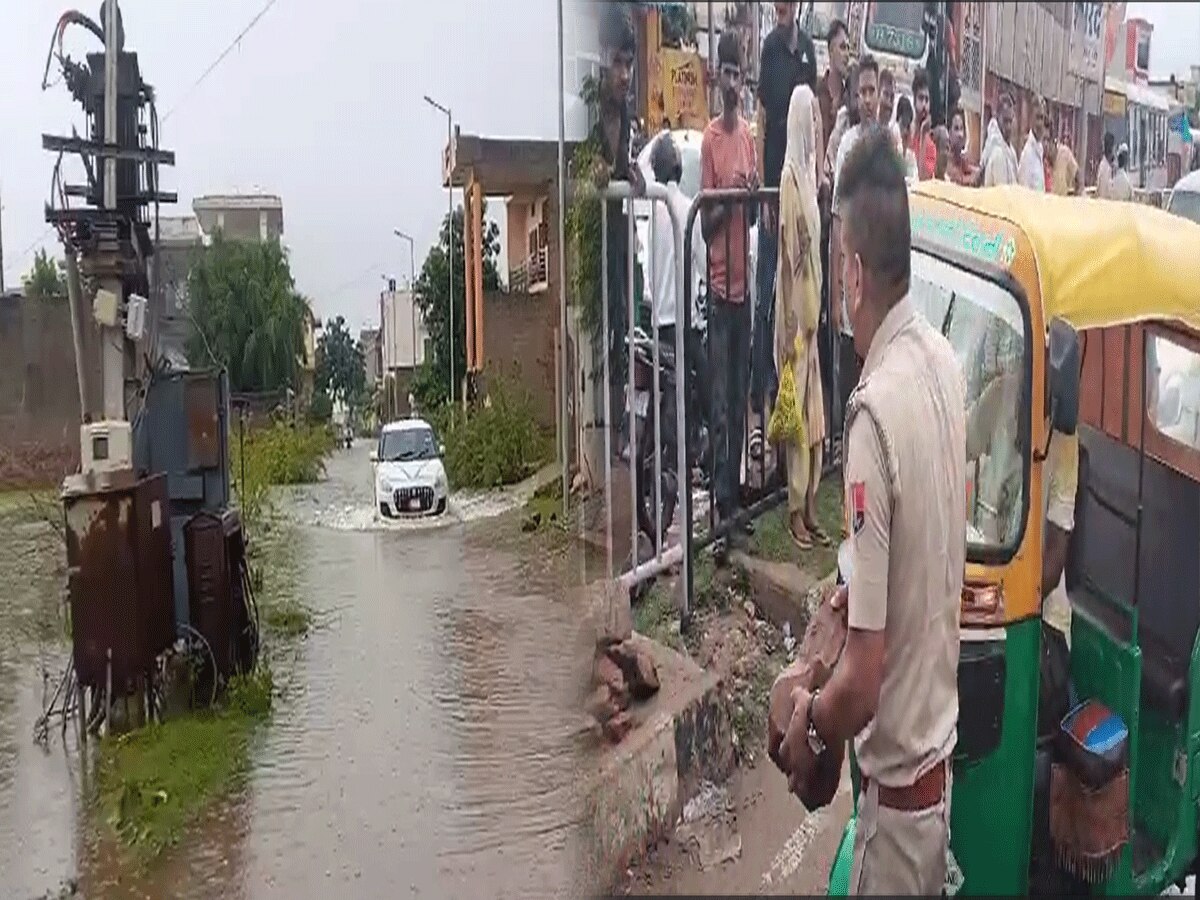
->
xmin=436 ymin=471 xmax=448 ymax=490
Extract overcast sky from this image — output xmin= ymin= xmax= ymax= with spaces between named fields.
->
xmin=0 ymin=0 xmax=563 ymax=335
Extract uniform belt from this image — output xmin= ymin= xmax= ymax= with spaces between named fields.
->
xmin=862 ymin=759 xmax=948 ymax=812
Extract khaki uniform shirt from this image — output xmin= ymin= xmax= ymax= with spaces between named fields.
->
xmin=843 ymin=297 xmax=967 ymax=788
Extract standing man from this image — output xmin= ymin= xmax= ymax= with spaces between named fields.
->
xmin=595 ymin=4 xmax=645 ymax=450
xmin=816 ymin=18 xmax=852 ymax=456
xmin=911 ymin=67 xmax=938 ymax=180
xmin=1018 ymin=98 xmax=1048 ymax=192
xmin=983 ymin=93 xmax=1020 ymax=186
xmin=1111 ymin=144 xmax=1135 ymax=201
xmin=1047 ymin=125 xmax=1082 ymax=196
xmin=946 ymin=107 xmax=979 ymax=185
xmin=754 ymin=1 xmax=818 ymax=450
xmin=772 ymin=127 xmax=967 ymax=895
xmin=832 ymin=55 xmax=881 ymax=421
xmin=1097 ymin=132 xmax=1116 ymax=198
xmin=702 ymin=31 xmax=758 ymax=545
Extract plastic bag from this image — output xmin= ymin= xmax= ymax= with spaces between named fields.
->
xmin=767 ymin=336 xmax=806 ymax=448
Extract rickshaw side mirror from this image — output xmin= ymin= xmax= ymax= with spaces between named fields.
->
xmin=1048 ymin=317 xmax=1081 ymax=436
xmin=439 ymin=443 xmax=446 ymax=457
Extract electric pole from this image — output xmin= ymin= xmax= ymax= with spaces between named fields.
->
xmin=0 ymin=183 xmax=6 ymax=295
xmin=424 ymin=95 xmax=455 ymax=405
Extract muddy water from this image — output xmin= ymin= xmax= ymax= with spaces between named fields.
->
xmin=0 ymin=446 xmax=599 ymax=899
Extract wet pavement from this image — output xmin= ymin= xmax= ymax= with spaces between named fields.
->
xmin=0 ymin=445 xmax=598 ymax=899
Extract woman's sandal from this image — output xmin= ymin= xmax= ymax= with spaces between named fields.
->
xmin=789 ymin=524 xmax=814 ymax=551
xmin=807 ymin=523 xmax=832 ymax=547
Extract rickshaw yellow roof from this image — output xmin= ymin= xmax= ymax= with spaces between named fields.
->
xmin=910 ymin=181 xmax=1200 ymax=334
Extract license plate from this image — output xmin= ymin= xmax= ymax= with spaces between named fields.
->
xmin=409 ymin=498 xmax=421 ymax=511
xmin=625 ymin=390 xmax=650 ymax=418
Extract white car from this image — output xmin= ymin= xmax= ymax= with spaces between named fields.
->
xmin=371 ymin=418 xmax=449 ymax=518
xmin=1166 ymin=169 xmax=1200 ymax=226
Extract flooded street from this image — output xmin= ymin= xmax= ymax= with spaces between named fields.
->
xmin=0 ymin=445 xmax=598 ymax=899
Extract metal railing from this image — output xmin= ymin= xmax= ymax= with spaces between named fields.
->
xmin=509 ymin=246 xmax=549 ymax=293
xmin=598 ymin=181 xmax=691 ymax=616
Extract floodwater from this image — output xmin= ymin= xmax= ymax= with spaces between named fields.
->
xmin=0 ymin=445 xmax=600 ymax=899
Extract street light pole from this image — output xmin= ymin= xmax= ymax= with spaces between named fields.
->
xmin=424 ymin=94 xmax=455 ymax=405
xmin=393 ymin=229 xmax=418 ymax=369
xmin=556 ymin=0 xmax=569 ymax=513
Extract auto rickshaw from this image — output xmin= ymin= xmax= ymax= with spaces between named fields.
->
xmin=826 ymin=180 xmax=1200 ymax=895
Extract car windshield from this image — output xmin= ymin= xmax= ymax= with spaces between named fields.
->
xmin=380 ymin=427 xmax=437 ymax=462
xmin=910 ymin=252 xmax=1027 ymax=559
xmin=1167 ymin=189 xmax=1200 ymax=226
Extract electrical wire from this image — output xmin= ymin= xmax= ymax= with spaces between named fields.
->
xmin=161 ymin=0 xmax=281 ymax=123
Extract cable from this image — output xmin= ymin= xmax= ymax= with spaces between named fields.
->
xmin=161 ymin=0 xmax=281 ymax=123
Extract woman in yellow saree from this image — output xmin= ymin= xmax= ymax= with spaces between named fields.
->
xmin=771 ymin=84 xmax=828 ymax=549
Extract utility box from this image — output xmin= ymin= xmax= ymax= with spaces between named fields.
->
xmin=81 ymin=420 xmax=134 ymax=475
xmin=184 ymin=509 xmax=254 ymax=680
xmin=63 ymin=474 xmax=175 ymax=690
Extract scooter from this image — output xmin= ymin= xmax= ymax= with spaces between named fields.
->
xmin=620 ymin=326 xmax=680 ymax=564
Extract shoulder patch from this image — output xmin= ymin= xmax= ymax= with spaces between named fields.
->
xmin=850 ymin=481 xmax=866 ymax=535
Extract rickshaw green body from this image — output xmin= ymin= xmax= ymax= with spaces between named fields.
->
xmin=826 ymin=182 xmax=1200 ymax=895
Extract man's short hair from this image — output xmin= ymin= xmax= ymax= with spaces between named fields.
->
xmin=896 ymin=95 xmax=914 ymax=128
xmin=651 ymin=133 xmax=680 ymax=184
xmin=600 ymin=2 xmax=636 ymax=58
xmin=998 ymin=92 xmax=1015 ymax=114
xmin=718 ymin=30 xmax=742 ymax=69
xmin=913 ymin=66 xmax=930 ymax=96
xmin=879 ymin=66 xmax=895 ymax=88
xmin=1118 ymin=148 xmax=1129 ymax=168
xmin=836 ymin=126 xmax=911 ymax=299
xmin=827 ymin=18 xmax=849 ymax=44
xmin=858 ymin=53 xmax=879 ymax=81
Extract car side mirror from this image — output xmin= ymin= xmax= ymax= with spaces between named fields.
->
xmin=439 ymin=443 xmax=446 ymax=457
xmin=369 ymin=449 xmax=378 ymax=463
xmin=1048 ymin=317 xmax=1081 ymax=436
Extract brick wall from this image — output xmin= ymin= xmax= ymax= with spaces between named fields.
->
xmin=0 ymin=294 xmax=102 ymax=487
xmin=479 ymin=288 xmax=558 ymax=431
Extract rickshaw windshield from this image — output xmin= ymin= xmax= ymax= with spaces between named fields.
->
xmin=910 ymin=252 xmax=1028 ymax=560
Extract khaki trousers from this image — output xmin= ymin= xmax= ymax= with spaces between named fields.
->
xmin=849 ymin=767 xmax=953 ymax=896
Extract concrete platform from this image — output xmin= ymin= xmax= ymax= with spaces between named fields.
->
xmin=579 ymin=633 xmax=734 ymax=892
xmin=732 ymin=550 xmax=837 ymax=638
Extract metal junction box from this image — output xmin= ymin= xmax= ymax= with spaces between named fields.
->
xmin=63 ymin=473 xmax=175 ymax=689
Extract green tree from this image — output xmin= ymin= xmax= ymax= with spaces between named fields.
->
xmin=411 ymin=205 xmax=502 ymax=407
xmin=22 ymin=249 xmax=67 ymax=300
xmin=316 ymin=315 xmax=366 ymax=409
xmin=186 ymin=236 xmax=311 ymax=393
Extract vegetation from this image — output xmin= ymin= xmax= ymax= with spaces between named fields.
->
xmin=94 ymin=664 xmax=275 ymax=865
xmin=748 ymin=475 xmax=843 ymax=574
xmin=411 ymin=205 xmax=503 ymax=409
xmin=22 ymin=248 xmax=67 ymax=300
xmin=565 ymin=74 xmax=605 ymax=334
xmin=186 ymin=236 xmax=313 ymax=394
xmin=315 ymin=314 xmax=368 ymax=417
xmin=428 ymin=379 xmax=551 ymax=490
xmin=229 ymin=421 xmax=335 ymax=529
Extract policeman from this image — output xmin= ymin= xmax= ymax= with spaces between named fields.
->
xmin=772 ymin=127 xmax=967 ymax=895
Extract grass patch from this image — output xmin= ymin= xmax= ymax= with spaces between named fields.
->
xmin=730 ymin=646 xmax=788 ymax=757
xmin=247 ymin=515 xmax=313 ymax=641
xmin=634 ymin=583 xmax=683 ymax=651
xmin=95 ymin=663 xmax=274 ymax=864
xmin=749 ymin=475 xmax=842 ymax=575
xmin=428 ymin=378 xmax=552 ymax=490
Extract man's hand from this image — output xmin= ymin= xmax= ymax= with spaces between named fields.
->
xmin=630 ymin=163 xmax=647 ymax=197
xmin=831 ymin=583 xmax=847 ymax=611
xmin=768 ymin=671 xmax=802 ymax=771
xmin=777 ymin=686 xmax=817 ymax=791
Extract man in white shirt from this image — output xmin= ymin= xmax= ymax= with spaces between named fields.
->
xmin=1017 ymin=99 xmax=1047 ymax=192
xmin=1097 ymin=133 xmax=1116 ymax=198
xmin=1111 ymin=145 xmax=1135 ymax=201
xmin=646 ymin=133 xmax=709 ymax=469
xmin=983 ymin=93 xmax=1020 ymax=187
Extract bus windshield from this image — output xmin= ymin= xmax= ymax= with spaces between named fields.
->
xmin=910 ymin=252 xmax=1028 ymax=561
xmin=802 ymin=1 xmax=849 ymax=40
xmin=864 ymin=1 xmax=928 ymax=59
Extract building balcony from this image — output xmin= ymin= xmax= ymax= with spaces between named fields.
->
xmin=509 ymin=245 xmax=549 ymax=294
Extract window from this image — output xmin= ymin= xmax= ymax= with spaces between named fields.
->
xmin=1167 ymin=189 xmax=1200 ymax=226
xmin=911 ymin=252 xmax=1028 ymax=559
xmin=1147 ymin=333 xmax=1200 ymax=451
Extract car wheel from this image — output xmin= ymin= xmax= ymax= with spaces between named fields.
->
xmin=435 ymin=498 xmax=447 ymax=516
